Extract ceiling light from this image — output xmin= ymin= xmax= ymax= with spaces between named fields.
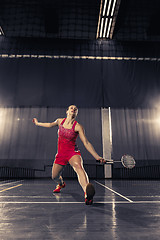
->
xmin=0 ymin=26 xmax=4 ymax=35
xmin=96 ymin=0 xmax=121 ymax=39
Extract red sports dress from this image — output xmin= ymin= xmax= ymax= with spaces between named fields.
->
xmin=54 ymin=118 xmax=81 ymax=165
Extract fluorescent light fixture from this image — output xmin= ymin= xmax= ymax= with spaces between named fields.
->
xmin=111 ymin=0 xmax=117 ymax=16
xmin=107 ymin=0 xmax=112 ymax=16
xmin=96 ymin=0 xmax=121 ymax=39
xmin=102 ymin=0 xmax=108 ymax=16
xmin=103 ymin=18 xmax=108 ymax=37
xmin=0 ymin=26 xmax=4 ymax=35
xmin=106 ymin=18 xmax=113 ymax=38
xmin=100 ymin=18 xmax=104 ymax=38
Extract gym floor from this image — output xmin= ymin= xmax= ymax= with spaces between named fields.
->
xmin=0 ymin=179 xmax=160 ymax=240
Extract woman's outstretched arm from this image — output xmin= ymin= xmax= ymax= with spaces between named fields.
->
xmin=32 ymin=118 xmax=59 ymax=128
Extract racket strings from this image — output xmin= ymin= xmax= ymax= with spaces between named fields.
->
xmin=121 ymin=155 xmax=135 ymax=169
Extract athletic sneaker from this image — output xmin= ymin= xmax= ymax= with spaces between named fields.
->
xmin=85 ymin=183 xmax=95 ymax=205
xmin=85 ymin=197 xmax=93 ymax=205
xmin=53 ymin=182 xmax=66 ymax=193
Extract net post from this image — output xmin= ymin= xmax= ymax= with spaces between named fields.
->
xmin=101 ymin=107 xmax=112 ymax=178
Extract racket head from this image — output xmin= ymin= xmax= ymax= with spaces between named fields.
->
xmin=121 ymin=154 xmax=135 ymax=169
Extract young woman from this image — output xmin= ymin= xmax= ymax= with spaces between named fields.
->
xmin=33 ymin=105 xmax=104 ymax=205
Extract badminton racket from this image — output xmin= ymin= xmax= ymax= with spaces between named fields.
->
xmin=97 ymin=154 xmax=135 ymax=169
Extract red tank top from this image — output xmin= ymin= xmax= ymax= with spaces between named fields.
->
xmin=57 ymin=118 xmax=79 ymax=153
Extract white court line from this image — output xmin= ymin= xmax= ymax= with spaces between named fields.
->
xmin=0 ymin=196 xmax=73 ymax=198
xmin=0 ymin=201 xmax=160 ymax=204
xmin=94 ymin=180 xmax=133 ymax=203
xmin=0 ymin=196 xmax=158 ymax=200
xmin=0 ymin=201 xmax=84 ymax=204
xmin=0 ymin=180 xmax=24 ymax=186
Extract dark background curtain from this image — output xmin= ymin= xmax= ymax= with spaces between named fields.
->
xmin=0 ymin=57 xmax=160 ymax=108
xmin=0 ymin=58 xmax=102 ymax=107
xmin=110 ymin=108 xmax=160 ymax=178
xmin=111 ymin=108 xmax=160 ymax=164
xmin=103 ymin=60 xmax=160 ymax=108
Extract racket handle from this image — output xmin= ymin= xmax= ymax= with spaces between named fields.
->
xmin=96 ymin=159 xmax=113 ymax=164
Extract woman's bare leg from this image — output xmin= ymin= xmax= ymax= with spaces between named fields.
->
xmin=52 ymin=163 xmax=64 ymax=185
xmin=69 ymin=155 xmax=89 ymax=193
